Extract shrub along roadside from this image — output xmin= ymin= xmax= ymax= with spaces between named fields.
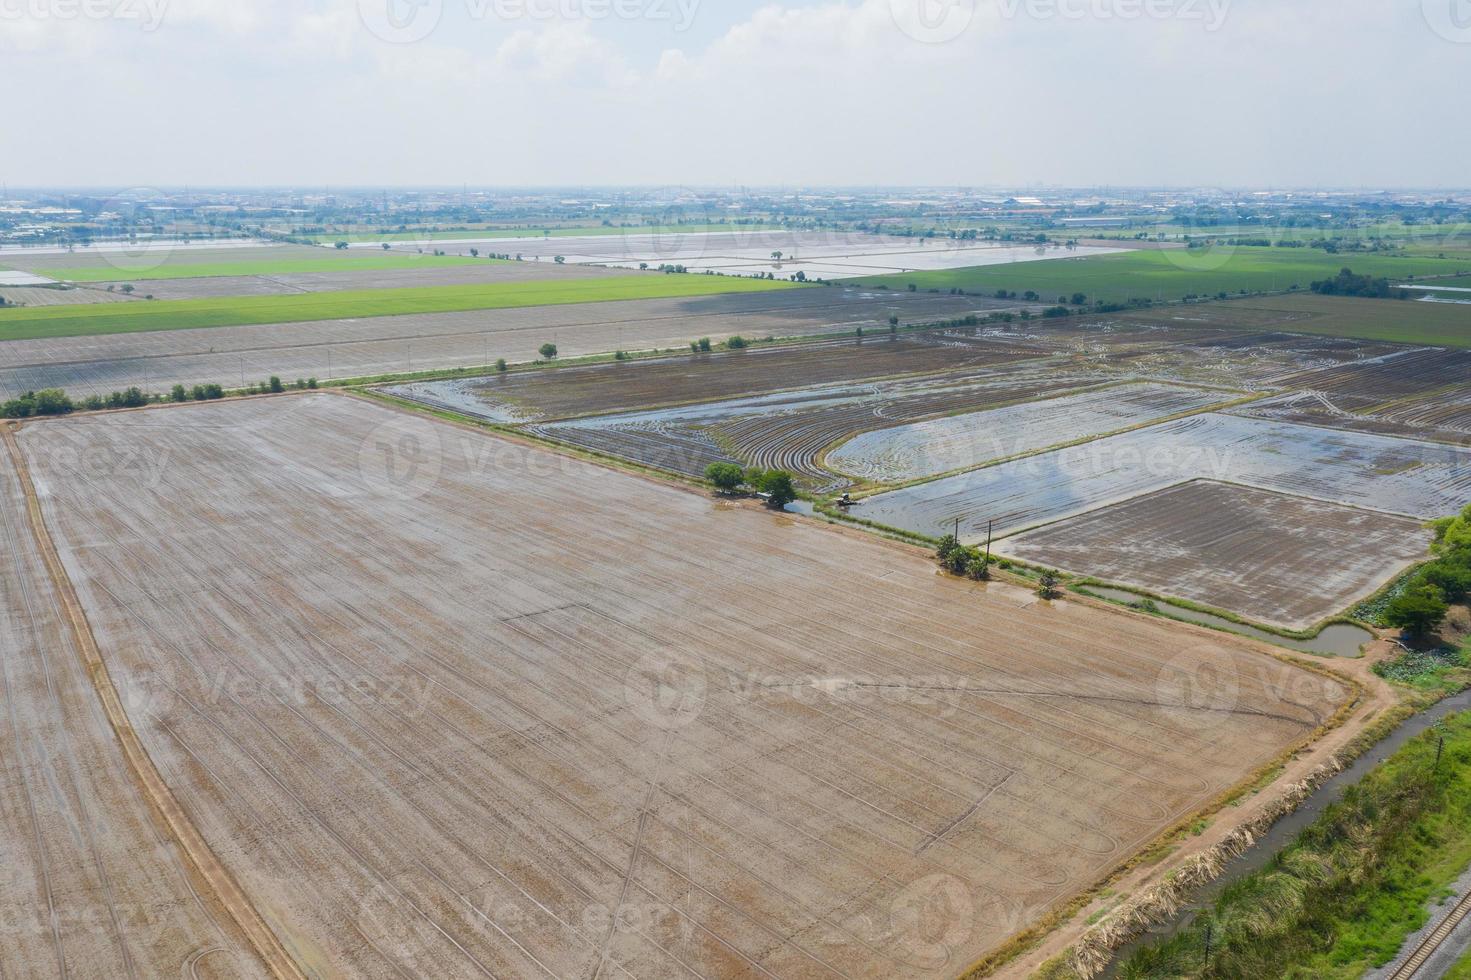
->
xmin=1118 ymin=711 xmax=1471 ymax=979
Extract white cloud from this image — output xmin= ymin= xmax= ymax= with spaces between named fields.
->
xmin=0 ymin=0 xmax=1463 ymax=187
xmin=495 ymin=19 xmax=638 ymax=84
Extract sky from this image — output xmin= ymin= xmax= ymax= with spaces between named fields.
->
xmin=1 ymin=0 xmax=1467 ymax=189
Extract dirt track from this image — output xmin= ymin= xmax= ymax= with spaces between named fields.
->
xmin=11 ymin=394 xmax=1350 ymax=978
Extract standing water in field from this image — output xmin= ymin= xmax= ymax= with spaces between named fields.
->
xmin=826 ymin=382 xmax=1232 ymax=482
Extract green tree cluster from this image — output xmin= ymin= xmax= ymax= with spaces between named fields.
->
xmin=2 ymin=388 xmax=74 ymax=418
xmin=703 ymin=463 xmax=797 ymax=508
xmin=1385 ymin=505 xmax=1471 ymax=639
xmin=935 ymin=534 xmax=991 ymax=581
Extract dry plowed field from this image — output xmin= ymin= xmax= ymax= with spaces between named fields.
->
xmin=0 ymin=433 xmax=258 ymax=977
xmin=391 ymin=332 xmax=1050 ymax=422
xmin=1000 ymin=480 xmax=1433 ymax=630
xmin=11 ymin=394 xmax=1348 ymax=979
xmin=0 ymin=289 xmax=995 ymax=401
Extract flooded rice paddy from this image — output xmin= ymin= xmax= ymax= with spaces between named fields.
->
xmin=855 ymin=413 xmax=1471 ymax=543
xmin=825 ymin=382 xmax=1232 ymax=482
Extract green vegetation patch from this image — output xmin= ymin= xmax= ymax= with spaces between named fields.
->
xmin=0 ymin=275 xmax=797 ymax=341
xmin=853 ymin=248 xmax=1470 ymax=305
xmin=1120 ymin=711 xmax=1471 ymax=979
xmin=1374 ymin=645 xmax=1471 ymax=691
xmin=1223 ymin=293 xmax=1471 ymax=348
xmin=39 ymin=252 xmax=488 ymax=283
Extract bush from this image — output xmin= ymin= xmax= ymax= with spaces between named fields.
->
xmin=170 ymin=384 xmax=189 ymax=403
xmin=1037 ymin=571 xmax=1062 ymax=599
xmin=704 ymin=462 xmax=745 ymax=493
xmin=268 ymin=376 xmax=285 ymax=393
xmin=726 ymin=335 xmax=748 ymax=350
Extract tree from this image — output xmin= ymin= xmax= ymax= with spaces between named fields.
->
xmin=1037 ymin=570 xmax=1062 ymax=599
xmin=889 ymin=315 xmax=900 ymax=328
xmin=170 ymin=384 xmax=188 ymax=403
xmin=1071 ymin=292 xmax=1087 ymax=305
xmin=748 ymin=469 xmax=796 ymax=509
xmin=268 ymin=376 xmax=285 ymax=393
xmin=382 ymin=243 xmax=391 ymax=250
xmin=1419 ymin=559 xmax=1471 ymax=602
xmin=539 ymin=343 xmax=558 ymax=361
xmin=495 ymin=358 xmax=508 ymax=372
xmin=705 ymin=462 xmax=745 ymax=493
xmin=1384 ymin=583 xmax=1449 ymax=639
xmin=726 ymin=335 xmax=748 ymax=349
xmin=554 ymin=255 xmax=566 ymax=264
xmin=334 ymin=241 xmax=349 ymax=249
xmin=470 ymin=248 xmax=479 ymax=258
xmin=120 ymin=284 xmax=135 ymax=294
xmin=936 ymin=534 xmax=961 ymax=568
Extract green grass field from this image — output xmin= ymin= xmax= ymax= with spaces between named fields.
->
xmin=0 ymin=274 xmax=797 ymax=341
xmin=36 ymin=252 xmax=490 ymax=283
xmin=304 ymin=224 xmax=783 ymax=244
xmin=853 ymin=247 xmax=1471 ymax=304
xmin=1217 ymin=294 xmax=1471 ymax=348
